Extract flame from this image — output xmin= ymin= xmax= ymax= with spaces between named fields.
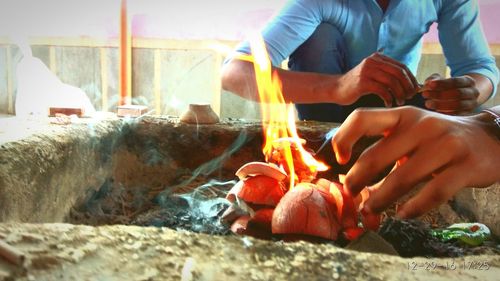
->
xmin=236 ymin=34 xmax=328 ymax=189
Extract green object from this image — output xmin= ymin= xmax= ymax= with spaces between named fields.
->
xmin=431 ymin=223 xmax=491 ymax=246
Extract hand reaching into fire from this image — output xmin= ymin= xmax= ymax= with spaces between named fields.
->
xmin=332 ymin=106 xmax=500 ymax=219
xmin=422 ymin=73 xmax=480 ymax=114
xmin=335 ymin=53 xmax=419 ymax=107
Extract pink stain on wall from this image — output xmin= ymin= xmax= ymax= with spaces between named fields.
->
xmin=1 ymin=0 xmax=498 ymax=43
xmin=128 ymin=1 xmax=500 ymax=43
xmin=424 ymin=1 xmax=500 ymax=43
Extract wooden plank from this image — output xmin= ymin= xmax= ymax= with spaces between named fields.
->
xmin=1 ymin=36 xmax=498 ymax=56
xmin=212 ymin=53 xmax=222 ymax=115
xmin=100 ymin=48 xmax=109 ymax=111
xmin=0 ymin=37 xmax=238 ymax=52
xmin=153 ymin=49 xmax=161 ymax=115
xmin=6 ymin=46 xmax=13 ymax=114
xmin=119 ymin=0 xmax=132 ymax=105
xmin=132 ymin=38 xmax=239 ymax=52
xmin=49 ymin=46 xmax=57 ymax=74
xmin=0 ymin=37 xmax=118 ymax=48
xmin=490 ymin=44 xmax=500 ymax=56
xmin=421 ymin=43 xmax=443 ymax=55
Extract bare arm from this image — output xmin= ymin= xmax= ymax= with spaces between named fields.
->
xmin=221 ymin=58 xmax=340 ymax=104
xmin=221 ymin=53 xmax=419 ymax=107
xmin=468 ymin=73 xmax=493 ymax=105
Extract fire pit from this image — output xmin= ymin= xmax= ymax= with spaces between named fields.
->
xmin=1 ymin=36 xmax=499 ymax=280
xmin=0 ymin=115 xmax=499 ymax=280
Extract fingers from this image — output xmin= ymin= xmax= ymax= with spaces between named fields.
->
xmin=425 ymin=73 xmax=442 ymax=84
xmin=367 ymin=71 xmax=406 ymax=106
xmin=423 ymin=87 xmax=479 ymax=100
xmin=375 ymin=54 xmax=420 ymax=91
xmin=368 ymin=54 xmax=417 ymax=102
xmin=396 ymin=164 xmax=466 ymax=219
xmin=361 ymin=79 xmax=394 ymax=107
xmin=426 ymin=75 xmax=475 ymax=91
xmin=343 ymin=126 xmax=425 ymax=195
xmin=425 ymin=98 xmax=478 ymax=113
xmin=423 ymin=75 xmax=479 ymax=114
xmin=332 ymin=107 xmax=405 ymax=165
xmin=363 ymin=135 xmax=457 ymax=213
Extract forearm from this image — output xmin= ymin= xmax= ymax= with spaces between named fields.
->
xmin=474 ymin=105 xmax=500 ymax=141
xmin=467 ymin=73 xmax=494 ymax=105
xmin=221 ymin=59 xmax=343 ymax=104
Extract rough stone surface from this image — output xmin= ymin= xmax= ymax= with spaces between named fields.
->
xmin=454 ymin=184 xmax=500 ymax=237
xmin=0 ymin=115 xmax=498 ymax=281
xmin=0 ymin=115 xmax=123 ymax=222
xmin=0 ymin=223 xmax=498 ymax=281
xmin=0 ymin=116 xmax=499 ymax=232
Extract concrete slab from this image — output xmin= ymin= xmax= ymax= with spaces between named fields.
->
xmin=0 ymin=223 xmax=498 ymax=281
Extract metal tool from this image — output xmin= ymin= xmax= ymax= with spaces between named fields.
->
xmin=314 ymin=127 xmax=339 ymax=155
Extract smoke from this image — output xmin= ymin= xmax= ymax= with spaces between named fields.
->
xmin=146 ymin=130 xmax=252 ymax=234
xmin=156 ymin=129 xmax=249 ymax=199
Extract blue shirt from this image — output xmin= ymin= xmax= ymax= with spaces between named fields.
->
xmin=236 ymin=0 xmax=499 ymax=97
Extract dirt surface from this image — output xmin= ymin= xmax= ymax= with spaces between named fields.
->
xmin=0 ymin=223 xmax=499 ymax=281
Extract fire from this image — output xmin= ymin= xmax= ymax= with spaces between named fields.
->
xmin=236 ymin=34 xmax=328 ymax=189
xmin=225 ymin=34 xmax=381 ymax=242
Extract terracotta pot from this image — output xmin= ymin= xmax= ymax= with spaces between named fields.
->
xmin=179 ymin=104 xmax=219 ymax=124
xmin=227 ymin=176 xmax=286 ymax=206
xmin=272 ymin=183 xmax=341 ymax=240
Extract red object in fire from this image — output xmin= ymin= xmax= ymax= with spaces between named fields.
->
xmin=227 ymin=176 xmax=286 ymax=206
xmin=360 ymin=208 xmax=381 ymax=232
xmin=249 ymin=208 xmax=274 ymax=230
xmin=272 ymin=183 xmax=341 ymax=240
xmin=343 ymin=227 xmax=365 ymax=241
xmin=235 ymin=161 xmax=287 ymax=181
xmin=230 ymin=210 xmax=275 ymax=239
xmin=316 ymin=179 xmax=358 ymax=230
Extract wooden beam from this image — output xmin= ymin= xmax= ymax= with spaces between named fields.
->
xmin=1 ymin=36 xmax=499 ymax=56
xmin=212 ymin=53 xmax=222 ymax=115
xmin=153 ymin=49 xmax=161 ymax=115
xmin=100 ymin=48 xmax=109 ymax=111
xmin=6 ymin=46 xmax=13 ymax=114
xmin=421 ymin=43 xmax=443 ymax=55
xmin=119 ymin=0 xmax=132 ymax=105
xmin=49 ymin=46 xmax=57 ymax=74
xmin=132 ymin=38 xmax=239 ymax=51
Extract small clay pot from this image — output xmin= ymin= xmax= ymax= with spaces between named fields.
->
xmin=179 ymin=104 xmax=219 ymax=124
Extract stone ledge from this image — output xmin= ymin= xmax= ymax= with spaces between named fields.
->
xmin=0 ymin=223 xmax=498 ymax=281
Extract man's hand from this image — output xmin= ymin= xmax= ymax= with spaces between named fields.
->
xmin=332 ymin=106 xmax=500 ymax=219
xmin=422 ymin=73 xmax=480 ymax=114
xmin=335 ymin=53 xmax=419 ymax=107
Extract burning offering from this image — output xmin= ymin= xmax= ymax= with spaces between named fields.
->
xmin=222 ymin=35 xmax=380 ymax=242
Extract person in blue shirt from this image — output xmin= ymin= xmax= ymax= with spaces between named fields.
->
xmin=221 ymin=0 xmax=499 ymax=122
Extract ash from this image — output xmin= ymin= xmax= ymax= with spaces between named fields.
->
xmin=68 ymin=177 xmax=235 ymax=236
xmin=132 ymin=180 xmax=234 ymax=235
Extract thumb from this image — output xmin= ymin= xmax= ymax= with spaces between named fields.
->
xmin=425 ymin=73 xmax=442 ymax=82
xmin=425 ymin=73 xmax=442 ymax=89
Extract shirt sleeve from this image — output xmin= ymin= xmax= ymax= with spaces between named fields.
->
xmin=234 ymin=0 xmax=332 ymax=66
xmin=437 ymin=0 xmax=499 ymax=98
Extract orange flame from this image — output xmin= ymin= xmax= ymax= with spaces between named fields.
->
xmin=236 ymin=34 xmax=328 ymax=189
